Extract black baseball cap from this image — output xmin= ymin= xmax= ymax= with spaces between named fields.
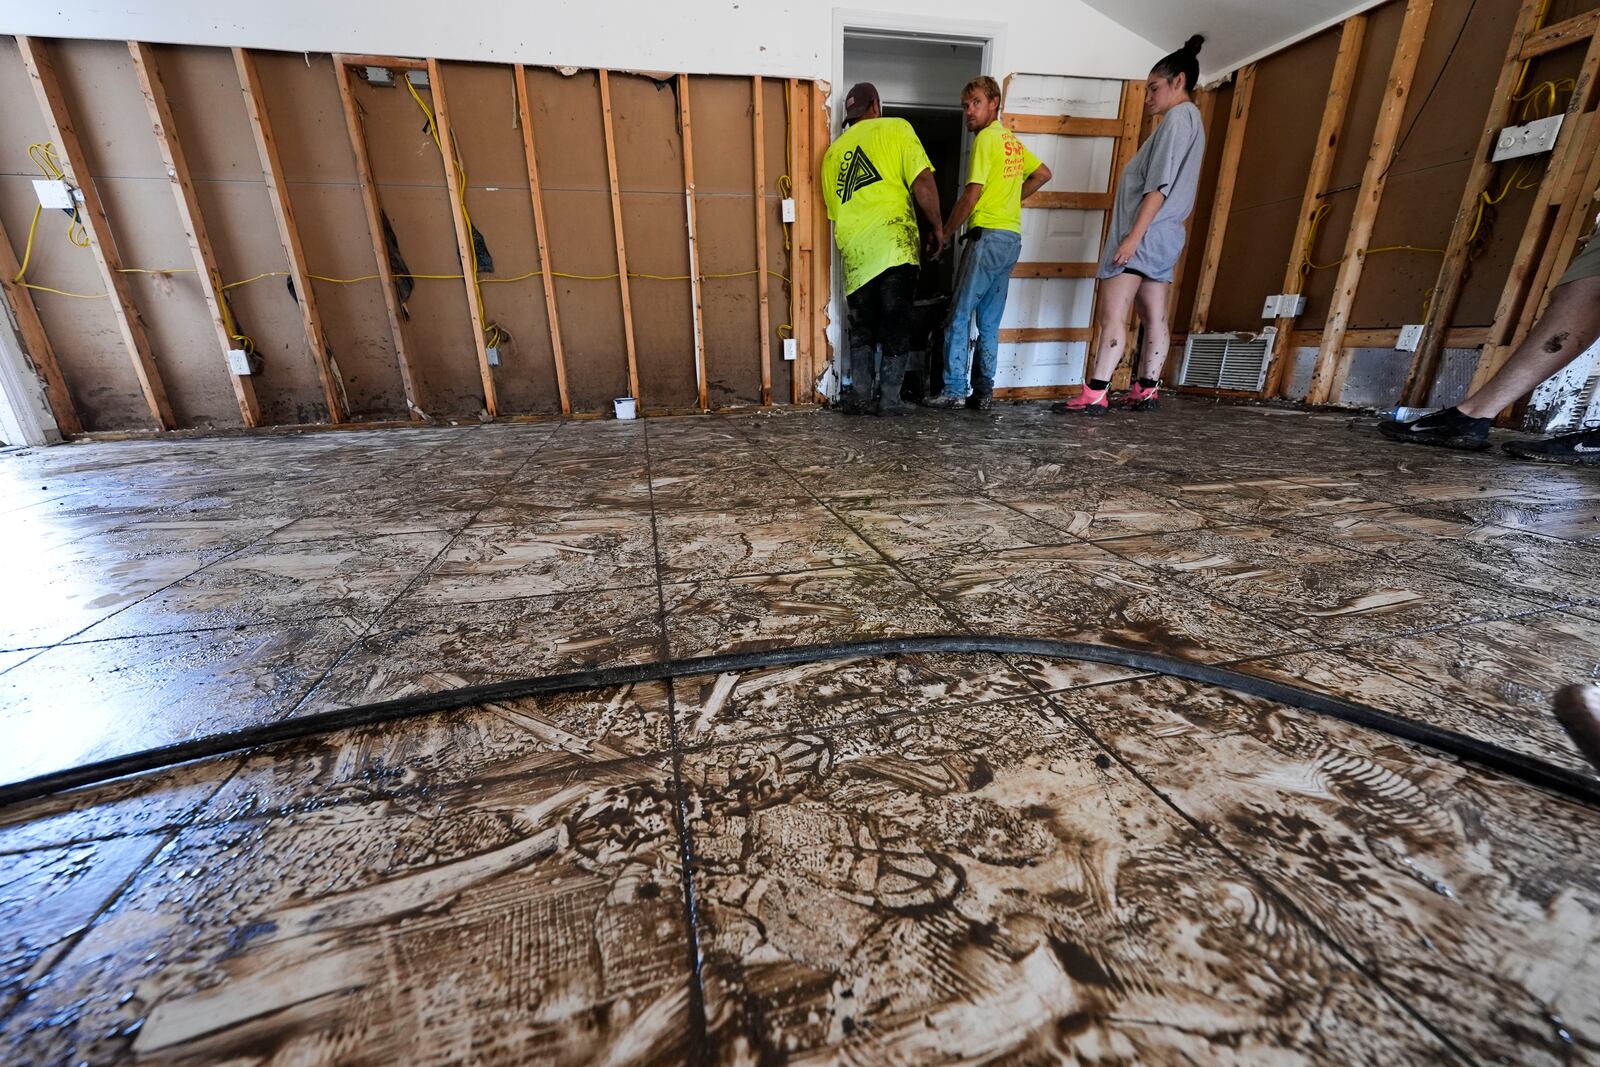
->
xmin=844 ymin=82 xmax=880 ymax=125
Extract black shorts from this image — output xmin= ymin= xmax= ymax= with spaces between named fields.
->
xmin=1121 ymin=267 xmax=1153 ymax=282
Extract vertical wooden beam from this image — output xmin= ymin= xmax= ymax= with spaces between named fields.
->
xmin=129 ymin=41 xmax=261 ymax=428
xmin=1264 ymin=15 xmax=1368 ymax=398
xmin=810 ymin=81 xmax=832 ymax=401
xmin=234 ymin=48 xmax=346 ymax=423
xmin=17 ymin=36 xmax=175 ymax=430
xmin=792 ymin=79 xmax=816 ymax=402
xmin=333 ymin=58 xmax=424 ymax=420
xmin=1106 ymin=80 xmax=1149 ymax=391
xmin=1307 ymin=0 xmax=1436 ymax=406
xmin=787 ymin=76 xmax=803 ymax=405
xmin=753 ymin=76 xmax=774 ymax=405
xmin=598 ymin=70 xmax=642 ymax=403
xmin=0 ymin=214 xmax=81 ymax=435
xmin=513 ymin=64 xmax=571 ymax=416
xmin=1471 ymin=31 xmax=1600 ymax=397
xmin=428 ymin=58 xmax=498 ymax=418
xmin=679 ymin=74 xmax=710 ymax=411
xmin=1400 ymin=0 xmax=1547 ymax=406
xmin=1189 ymin=64 xmax=1257 ymax=335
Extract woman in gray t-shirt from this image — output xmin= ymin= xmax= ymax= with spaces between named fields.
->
xmin=1057 ymin=35 xmax=1208 ymax=415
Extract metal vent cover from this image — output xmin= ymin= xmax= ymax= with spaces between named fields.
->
xmin=1178 ymin=329 xmax=1276 ymax=392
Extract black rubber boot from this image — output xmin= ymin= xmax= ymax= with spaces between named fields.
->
xmin=877 ymin=351 xmax=912 ymax=416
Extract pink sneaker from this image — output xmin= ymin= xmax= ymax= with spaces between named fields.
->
xmin=1052 ymin=385 xmax=1109 ymax=416
xmin=1114 ymin=381 xmax=1160 ymax=411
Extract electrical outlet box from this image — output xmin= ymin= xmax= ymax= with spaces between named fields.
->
xmin=1261 ymin=295 xmax=1280 ymax=318
xmin=1396 ymin=324 xmax=1426 ymax=352
xmin=1492 ymin=113 xmax=1564 ymax=162
xmin=486 ymin=346 xmax=501 ymax=367
xmin=1278 ymin=294 xmax=1306 ymax=318
xmin=363 ymin=66 xmax=394 ymax=86
xmin=782 ymin=338 xmax=798 ymax=362
xmin=406 ymin=69 xmax=430 ymax=89
xmin=226 ymin=349 xmax=254 ymax=376
xmin=781 ymin=198 xmax=796 ymax=223
xmin=32 ymin=179 xmax=73 ymax=210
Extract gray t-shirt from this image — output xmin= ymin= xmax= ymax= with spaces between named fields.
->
xmin=1097 ymin=100 xmax=1206 ymax=282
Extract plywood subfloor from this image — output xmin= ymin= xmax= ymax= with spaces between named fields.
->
xmin=1 ymin=400 xmax=1598 ymax=1064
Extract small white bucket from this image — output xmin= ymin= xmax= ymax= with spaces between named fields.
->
xmin=613 ymin=396 xmax=638 ymax=420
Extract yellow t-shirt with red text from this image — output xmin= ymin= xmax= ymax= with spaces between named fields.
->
xmin=966 ymin=122 xmax=1041 ymax=233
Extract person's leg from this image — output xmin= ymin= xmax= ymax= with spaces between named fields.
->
xmin=1380 ymin=275 xmax=1600 ymax=450
xmin=1056 ymin=272 xmax=1140 ymax=414
xmin=932 ymin=237 xmax=992 ymax=405
xmin=1133 ymin=280 xmax=1171 ymax=381
xmin=970 ymin=232 xmax=1022 ymax=407
xmin=877 ymin=265 xmax=919 ymax=414
xmin=843 ymin=275 xmax=882 ymax=415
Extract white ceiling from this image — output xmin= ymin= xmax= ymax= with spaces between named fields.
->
xmin=1080 ymin=0 xmax=1387 ymax=82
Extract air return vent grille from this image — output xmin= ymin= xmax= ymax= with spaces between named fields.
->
xmin=1178 ymin=329 xmax=1276 ymax=392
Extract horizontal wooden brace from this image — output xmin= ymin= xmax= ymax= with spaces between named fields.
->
xmin=1520 ymin=11 xmax=1599 ymax=59
xmin=333 ymin=53 xmax=429 ymax=71
xmin=1012 ymin=262 xmax=1098 ymax=279
xmin=1027 ymin=191 xmax=1114 ymax=210
xmin=998 ymin=327 xmax=1094 ymax=343
xmin=1289 ymin=327 xmax=1488 ymax=349
xmin=1003 ymin=114 xmax=1122 ymax=137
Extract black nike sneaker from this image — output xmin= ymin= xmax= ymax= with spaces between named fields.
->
xmin=1503 ymin=427 xmax=1600 ymax=465
xmin=1377 ymin=407 xmax=1491 ymax=451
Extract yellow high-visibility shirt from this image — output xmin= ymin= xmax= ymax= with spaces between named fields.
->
xmin=966 ymin=121 xmax=1041 ymax=234
xmin=822 ymin=117 xmax=934 ymax=294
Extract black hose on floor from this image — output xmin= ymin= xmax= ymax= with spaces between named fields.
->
xmin=3 ymin=635 xmax=1596 ymax=810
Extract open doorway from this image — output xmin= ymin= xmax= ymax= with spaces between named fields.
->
xmin=838 ymin=26 xmax=989 ymax=400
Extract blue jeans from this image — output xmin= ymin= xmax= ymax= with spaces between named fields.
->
xmin=942 ymin=229 xmax=1021 ymax=398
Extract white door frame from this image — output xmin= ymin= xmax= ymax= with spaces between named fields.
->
xmin=828 ymin=10 xmax=1006 ymax=395
xmin=0 ymin=306 xmax=61 ymax=446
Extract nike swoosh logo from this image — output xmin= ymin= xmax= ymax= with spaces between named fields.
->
xmin=1574 ymin=442 xmax=1600 ymax=453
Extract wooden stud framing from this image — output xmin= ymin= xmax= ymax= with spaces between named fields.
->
xmin=1520 ymin=10 xmax=1600 ymax=59
xmin=427 ymin=58 xmax=499 ymax=417
xmin=1087 ymin=80 xmax=1149 ymax=390
xmin=680 ymin=74 xmax=710 ymax=410
xmin=999 ymin=327 xmax=1093 ymax=343
xmin=598 ymin=70 xmax=641 ymax=403
xmin=1188 ymin=64 xmax=1257 ymax=335
xmin=234 ymin=47 xmax=346 ymax=422
xmin=1028 ymin=191 xmax=1115 ymax=211
xmin=513 ymin=64 xmax=571 ymax=415
xmin=1012 ymin=262 xmax=1099 ymax=279
xmin=805 ymin=81 xmax=831 ymax=401
xmin=1263 ymin=15 xmax=1368 ymax=398
xmin=792 ymin=81 xmax=816 ymax=401
xmin=786 ymin=77 xmax=802 ymax=405
xmin=333 ymin=56 xmax=424 ymax=419
xmin=1306 ymin=0 xmax=1435 ymax=406
xmin=0 ymin=213 xmax=81 ymax=435
xmin=752 ymin=76 xmax=773 ymax=405
xmin=17 ymin=36 xmax=175 ymax=430
xmin=333 ymin=54 xmax=427 ymax=72
xmin=1291 ymin=326 xmax=1487 ymax=348
xmin=1004 ymin=114 xmax=1123 ymax=138
xmin=129 ymin=41 xmax=262 ymax=428
xmin=1400 ymin=0 xmax=1545 ymax=406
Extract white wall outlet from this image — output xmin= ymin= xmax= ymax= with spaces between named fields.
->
xmin=782 ymin=338 xmax=798 ymax=362
xmin=1396 ymin=324 xmax=1426 ymax=352
xmin=32 ymin=179 xmax=73 ymax=210
xmin=226 ymin=348 xmax=254 ymax=376
xmin=1492 ymin=113 xmax=1564 ymax=162
xmin=486 ymin=345 xmax=501 ymax=367
xmin=781 ymin=198 xmax=796 ymax=223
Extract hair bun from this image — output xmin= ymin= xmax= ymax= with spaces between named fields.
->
xmin=1183 ymin=34 xmax=1205 ymax=55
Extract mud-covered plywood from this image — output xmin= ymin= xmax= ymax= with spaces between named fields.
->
xmin=250 ymin=51 xmax=408 ymax=420
xmin=525 ymin=69 xmax=631 ymax=411
xmin=1207 ymin=28 xmax=1339 ymax=330
xmin=0 ymin=41 xmax=149 ymax=431
xmin=442 ymin=61 xmax=561 ymax=415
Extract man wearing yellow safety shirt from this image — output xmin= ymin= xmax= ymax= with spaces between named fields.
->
xmin=925 ymin=76 xmax=1052 ymax=411
xmin=822 ymin=82 xmax=944 ymax=416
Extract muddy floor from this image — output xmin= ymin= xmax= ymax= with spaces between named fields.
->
xmin=1 ymin=399 xmax=1597 ymax=1064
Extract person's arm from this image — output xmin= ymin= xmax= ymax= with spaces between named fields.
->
xmin=942 ymin=182 xmax=984 ymax=249
xmin=1112 ymin=189 xmax=1167 ymax=267
xmin=1020 ymin=163 xmax=1052 ymax=202
xmin=911 ymin=167 xmax=944 ymax=258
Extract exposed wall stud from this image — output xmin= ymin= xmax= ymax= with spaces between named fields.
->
xmin=513 ymin=64 xmax=571 ymax=415
xmin=598 ymin=69 xmax=641 ymax=403
xmin=0 ymin=213 xmax=81 ymax=435
xmin=753 ymin=76 xmax=773 ymax=406
xmin=1188 ymin=64 xmax=1257 ymax=336
xmin=679 ymin=74 xmax=709 ymax=411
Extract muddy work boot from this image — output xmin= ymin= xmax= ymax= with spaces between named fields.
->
xmin=1377 ymin=407 xmax=1490 ymax=451
xmin=966 ymin=393 xmax=993 ymax=411
xmin=877 ymin=351 xmax=913 ymax=416
xmin=1503 ymin=427 xmax=1600 ymax=465
xmin=923 ymin=392 xmax=966 ymax=410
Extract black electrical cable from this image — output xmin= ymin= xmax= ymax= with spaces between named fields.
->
xmin=2 ymin=634 xmax=1595 ymax=810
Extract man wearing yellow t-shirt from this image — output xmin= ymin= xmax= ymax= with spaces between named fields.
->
xmin=822 ymin=82 xmax=943 ymax=415
xmin=926 ymin=76 xmax=1052 ymax=411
